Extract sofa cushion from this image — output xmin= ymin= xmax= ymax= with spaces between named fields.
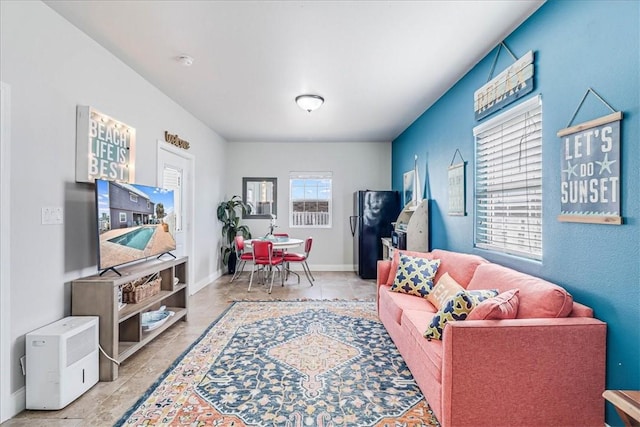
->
xmin=402 ymin=309 xmax=443 ymax=380
xmin=467 ymin=263 xmax=574 ymax=318
xmin=424 ymin=289 xmax=498 ymax=340
xmin=427 ymin=272 xmax=465 ymax=310
xmin=430 ymin=249 xmax=490 ymax=286
xmin=390 ymin=254 xmax=440 ymax=298
xmin=379 ymin=284 xmax=436 ymax=325
xmin=467 ymin=289 xmax=520 ymax=320
xmin=386 ymin=249 xmax=488 ymax=287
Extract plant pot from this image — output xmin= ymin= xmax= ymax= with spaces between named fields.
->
xmin=162 ymin=223 xmax=169 ymax=232
xmin=228 ymin=251 xmax=237 ymax=274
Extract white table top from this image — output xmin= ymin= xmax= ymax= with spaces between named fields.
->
xmin=245 ymin=237 xmax=304 ymax=250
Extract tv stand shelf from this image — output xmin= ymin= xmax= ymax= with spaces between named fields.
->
xmin=71 ymin=256 xmax=188 ymax=381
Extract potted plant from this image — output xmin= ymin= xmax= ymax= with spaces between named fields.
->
xmin=217 ymin=195 xmax=252 ymax=274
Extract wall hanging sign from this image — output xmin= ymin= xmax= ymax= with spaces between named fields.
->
xmin=75 ymin=106 xmax=136 ymax=183
xmin=164 ymin=131 xmax=190 ymax=150
xmin=474 ymin=43 xmax=534 ymax=121
xmin=403 ymin=170 xmax=415 ymax=208
xmin=448 ymin=149 xmax=466 ymax=216
xmin=557 ymin=88 xmax=622 ymax=225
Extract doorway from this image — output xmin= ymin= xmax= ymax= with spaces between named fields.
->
xmin=157 ymin=141 xmax=194 ymax=293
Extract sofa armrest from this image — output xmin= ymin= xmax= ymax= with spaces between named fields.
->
xmin=440 ymin=318 xmax=606 ymax=427
xmin=377 ymin=260 xmax=392 ymax=286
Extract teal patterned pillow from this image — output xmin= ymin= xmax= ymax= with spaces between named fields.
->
xmin=390 ymin=254 xmax=440 ymax=298
xmin=424 ymin=288 xmax=498 ymax=340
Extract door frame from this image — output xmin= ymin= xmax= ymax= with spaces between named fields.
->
xmin=1 ymin=82 xmax=12 ymax=422
xmin=157 ymin=140 xmax=195 ymax=293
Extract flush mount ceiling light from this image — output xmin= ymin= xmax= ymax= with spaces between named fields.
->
xmin=295 ymin=94 xmax=324 ymax=112
xmin=177 ymin=55 xmax=194 ymax=67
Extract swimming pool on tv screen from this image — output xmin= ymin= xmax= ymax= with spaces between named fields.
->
xmin=108 ymin=227 xmax=155 ymax=250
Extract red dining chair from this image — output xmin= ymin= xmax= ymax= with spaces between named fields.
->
xmin=283 ymin=237 xmax=314 ymax=286
xmin=248 ymin=240 xmax=284 ymax=294
xmin=230 ymin=235 xmax=253 ymax=283
xmin=272 ymin=233 xmax=289 ymax=257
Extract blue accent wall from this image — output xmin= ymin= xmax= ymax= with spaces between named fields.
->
xmin=392 ymin=1 xmax=639 ymax=425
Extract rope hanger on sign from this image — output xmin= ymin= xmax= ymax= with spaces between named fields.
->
xmin=450 ymin=148 xmax=466 ymax=166
xmin=486 ymin=42 xmax=518 ymax=82
xmin=565 ymin=87 xmax=617 ymax=128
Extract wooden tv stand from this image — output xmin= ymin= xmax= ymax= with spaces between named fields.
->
xmin=71 ymin=256 xmax=188 ymax=381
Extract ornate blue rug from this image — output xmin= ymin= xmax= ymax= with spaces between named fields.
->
xmin=115 ymin=300 xmax=439 ymax=426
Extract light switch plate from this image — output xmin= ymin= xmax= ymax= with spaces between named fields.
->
xmin=42 ymin=207 xmax=63 ymax=225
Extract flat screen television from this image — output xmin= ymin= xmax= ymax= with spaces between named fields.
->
xmin=95 ymin=179 xmax=176 ymax=275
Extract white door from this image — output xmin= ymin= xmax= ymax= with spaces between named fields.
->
xmin=157 ymin=141 xmax=193 ymax=263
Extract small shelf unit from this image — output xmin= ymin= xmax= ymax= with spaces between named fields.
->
xmin=71 ymin=256 xmax=188 ymax=381
xmin=395 ymin=199 xmax=429 ymax=252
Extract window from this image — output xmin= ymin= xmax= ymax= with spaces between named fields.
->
xmin=129 ymin=193 xmax=138 ymax=203
xmin=289 ymin=172 xmax=332 ymax=228
xmin=162 ymin=166 xmax=182 ymax=232
xmin=119 ymin=212 xmax=127 ymax=223
xmin=473 ymin=95 xmax=542 ymax=260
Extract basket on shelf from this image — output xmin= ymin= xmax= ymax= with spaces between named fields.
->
xmin=122 ymin=274 xmax=161 ymax=304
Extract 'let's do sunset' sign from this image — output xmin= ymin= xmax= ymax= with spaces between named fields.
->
xmin=76 ymin=106 xmax=136 ymax=184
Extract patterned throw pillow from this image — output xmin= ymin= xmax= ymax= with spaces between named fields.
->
xmin=390 ymin=254 xmax=440 ymax=298
xmin=424 ymin=288 xmax=498 ymax=340
xmin=427 ymin=272 xmax=465 ymax=310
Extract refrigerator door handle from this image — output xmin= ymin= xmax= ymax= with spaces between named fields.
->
xmin=349 ymin=215 xmax=358 ymax=236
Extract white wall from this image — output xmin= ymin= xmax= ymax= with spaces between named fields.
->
xmin=226 ymin=142 xmax=392 ymax=270
xmin=0 ymin=1 xmax=226 ymax=415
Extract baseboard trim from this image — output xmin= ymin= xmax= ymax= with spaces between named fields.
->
xmin=190 ymin=270 xmax=223 ymax=295
xmin=5 ymin=386 xmax=25 ymax=421
xmin=298 ymin=263 xmax=355 ymax=272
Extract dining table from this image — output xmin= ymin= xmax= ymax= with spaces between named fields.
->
xmin=244 ymin=237 xmax=304 ymax=251
xmin=244 ymin=237 xmax=305 ymax=283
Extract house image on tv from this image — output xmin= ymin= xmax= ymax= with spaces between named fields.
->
xmin=108 ymin=182 xmax=155 ymax=229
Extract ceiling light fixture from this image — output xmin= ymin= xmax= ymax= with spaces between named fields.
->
xmin=177 ymin=55 xmax=194 ymax=67
xmin=295 ymin=94 xmax=324 ymax=113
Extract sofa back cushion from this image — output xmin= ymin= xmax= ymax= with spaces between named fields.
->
xmin=431 ymin=250 xmax=489 ymax=286
xmin=467 ymin=263 xmax=574 ymax=318
xmin=386 ymin=249 xmax=488 ymax=287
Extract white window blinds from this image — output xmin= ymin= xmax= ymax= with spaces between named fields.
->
xmin=473 ymin=95 xmax=542 ymax=260
xmin=163 ymin=166 xmax=182 ymax=232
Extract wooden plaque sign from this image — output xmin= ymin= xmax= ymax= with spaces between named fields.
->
xmin=557 ymin=111 xmax=622 ymax=224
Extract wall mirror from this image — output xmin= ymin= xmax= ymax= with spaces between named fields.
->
xmin=242 ymin=177 xmax=277 ymax=219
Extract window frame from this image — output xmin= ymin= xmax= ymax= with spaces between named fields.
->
xmin=289 ymin=172 xmax=333 ymax=229
xmin=473 ymin=95 xmax=543 ymax=261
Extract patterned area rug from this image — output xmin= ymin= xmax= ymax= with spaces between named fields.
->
xmin=115 ymin=300 xmax=439 ymax=426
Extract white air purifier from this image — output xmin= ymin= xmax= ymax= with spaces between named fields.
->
xmin=26 ymin=316 xmax=99 ymax=410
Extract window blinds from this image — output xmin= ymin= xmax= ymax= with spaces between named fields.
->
xmin=474 ymin=95 xmax=542 ymax=260
xmin=163 ymin=166 xmax=182 ymax=232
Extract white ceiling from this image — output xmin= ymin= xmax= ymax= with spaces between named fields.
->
xmin=45 ymin=0 xmax=544 ymax=143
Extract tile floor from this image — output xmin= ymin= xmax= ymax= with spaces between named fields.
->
xmin=3 ymin=271 xmax=375 ymax=427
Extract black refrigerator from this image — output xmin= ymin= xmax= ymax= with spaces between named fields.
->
xmin=350 ymin=190 xmax=400 ymax=279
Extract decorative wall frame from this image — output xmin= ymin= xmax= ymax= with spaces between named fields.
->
xmin=474 ymin=43 xmax=534 ymax=121
xmin=403 ymin=170 xmax=415 ymax=207
xmin=242 ymin=177 xmax=277 ymax=219
xmin=448 ymin=149 xmax=466 ymax=216
xmin=75 ymin=106 xmax=136 ymax=183
xmin=557 ymin=88 xmax=622 ymax=225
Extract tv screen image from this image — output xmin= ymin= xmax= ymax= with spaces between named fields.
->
xmin=95 ymin=179 xmax=176 ymax=273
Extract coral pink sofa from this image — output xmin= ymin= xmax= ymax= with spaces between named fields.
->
xmin=377 ymin=249 xmax=606 ymax=427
